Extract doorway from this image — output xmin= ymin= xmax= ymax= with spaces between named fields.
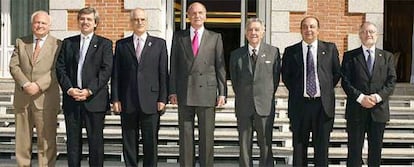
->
xmin=384 ymin=0 xmax=414 ymax=82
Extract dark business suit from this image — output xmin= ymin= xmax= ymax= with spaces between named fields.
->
xmin=169 ymin=29 xmax=226 ymax=167
xmin=341 ymin=47 xmax=396 ymax=167
xmin=56 ymin=34 xmax=113 ymax=167
xmin=111 ymin=34 xmax=168 ymax=166
xmin=281 ymin=40 xmax=341 ymax=166
xmin=229 ymin=43 xmax=281 ymax=167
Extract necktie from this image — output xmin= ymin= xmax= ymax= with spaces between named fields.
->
xmin=136 ymin=38 xmax=143 ymax=63
xmin=306 ymin=45 xmax=317 ymax=97
xmin=251 ymin=48 xmax=258 ymax=73
xmin=33 ymin=38 xmax=41 ymax=62
xmin=366 ymin=49 xmax=373 ymax=75
xmin=77 ymin=36 xmax=88 ymax=88
xmin=192 ymin=30 xmax=199 ymax=56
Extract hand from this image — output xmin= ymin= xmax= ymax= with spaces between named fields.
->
xmin=112 ymin=101 xmax=122 ymax=113
xmin=169 ymin=94 xmax=178 ymax=105
xmin=157 ymin=102 xmax=166 ymax=116
xmin=216 ymin=96 xmax=226 ymax=107
xmin=369 ymin=94 xmax=378 ymax=103
xmin=361 ymin=95 xmax=376 ymax=108
xmin=23 ymin=82 xmax=40 ymax=96
xmin=68 ymin=88 xmax=86 ymax=101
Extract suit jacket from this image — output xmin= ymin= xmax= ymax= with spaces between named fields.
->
xmin=111 ymin=34 xmax=168 ymax=114
xmin=281 ymin=40 xmax=341 ymax=130
xmin=10 ymin=35 xmax=61 ymax=110
xmin=56 ymin=34 xmax=113 ymax=112
xmin=169 ymin=29 xmax=226 ymax=107
xmin=229 ymin=43 xmax=281 ymax=117
xmin=341 ymin=47 xmax=397 ymax=123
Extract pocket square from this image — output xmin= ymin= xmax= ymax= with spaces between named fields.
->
xmin=265 ymin=61 xmax=271 ymax=64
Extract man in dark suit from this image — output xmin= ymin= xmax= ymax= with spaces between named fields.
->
xmin=169 ymin=2 xmax=226 ymax=166
xmin=229 ymin=18 xmax=280 ymax=167
xmin=10 ymin=11 xmax=61 ymax=167
xmin=55 ymin=7 xmax=113 ymax=167
xmin=341 ymin=22 xmax=396 ymax=167
xmin=281 ymin=16 xmax=341 ymax=166
xmin=111 ymin=8 xmax=168 ymax=167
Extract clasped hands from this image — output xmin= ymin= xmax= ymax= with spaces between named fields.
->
xmin=23 ymin=82 xmax=40 ymax=96
xmin=67 ymin=88 xmax=91 ymax=101
xmin=361 ymin=94 xmax=378 ymax=109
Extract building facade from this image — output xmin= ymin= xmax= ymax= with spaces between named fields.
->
xmin=1 ymin=0 xmax=413 ymax=82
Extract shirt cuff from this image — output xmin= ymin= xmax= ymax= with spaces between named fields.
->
xmin=356 ymin=94 xmax=364 ymax=104
xmin=22 ymin=82 xmax=30 ymax=88
xmin=373 ymin=93 xmax=382 ymax=103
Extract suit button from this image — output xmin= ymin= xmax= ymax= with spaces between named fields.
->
xmin=199 ymin=85 xmax=203 ymax=87
xmin=199 ymin=73 xmax=203 ymax=76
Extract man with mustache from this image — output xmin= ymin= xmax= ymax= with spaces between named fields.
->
xmin=56 ymin=7 xmax=113 ymax=167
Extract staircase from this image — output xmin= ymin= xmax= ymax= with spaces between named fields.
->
xmin=0 ymin=79 xmax=413 ymax=165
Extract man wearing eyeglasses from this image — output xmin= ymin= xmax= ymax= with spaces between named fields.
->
xmin=341 ymin=21 xmax=397 ymax=167
xmin=111 ymin=8 xmax=168 ymax=167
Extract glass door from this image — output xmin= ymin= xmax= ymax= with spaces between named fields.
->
xmin=0 ymin=0 xmax=11 ymax=78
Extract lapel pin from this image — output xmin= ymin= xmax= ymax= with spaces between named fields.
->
xmin=261 ymin=54 xmax=266 ymax=57
xmin=93 ymin=44 xmax=97 ymax=48
xmin=148 ymin=42 xmax=152 ymax=47
xmin=379 ymin=54 xmax=382 ymax=57
xmin=322 ymin=51 xmax=326 ymax=55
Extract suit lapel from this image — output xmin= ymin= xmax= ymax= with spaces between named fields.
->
xmin=139 ymin=34 xmax=153 ymax=65
xmin=83 ymin=35 xmax=98 ymax=65
xmin=71 ymin=35 xmax=81 ymax=62
xmin=371 ymin=48 xmax=384 ymax=77
xmin=240 ymin=46 xmax=252 ymax=74
xmin=125 ymin=36 xmax=137 ymax=63
xmin=24 ymin=37 xmax=35 ymax=65
xmin=34 ymin=35 xmax=53 ymax=64
xmin=316 ymin=41 xmax=327 ymax=73
xmin=355 ymin=47 xmax=371 ymax=76
xmin=182 ymin=30 xmax=195 ymax=60
xmin=293 ymin=43 xmax=304 ymax=72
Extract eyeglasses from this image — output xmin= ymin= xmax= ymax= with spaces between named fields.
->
xmin=360 ymin=30 xmax=377 ymax=34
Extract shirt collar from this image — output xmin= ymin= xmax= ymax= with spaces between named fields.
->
xmin=33 ymin=34 xmax=48 ymax=42
xmin=80 ymin=32 xmax=94 ymax=40
xmin=133 ymin=32 xmax=148 ymax=42
xmin=302 ymin=40 xmax=318 ymax=49
xmin=190 ymin=26 xmax=204 ymax=35
xmin=362 ymin=45 xmax=375 ymax=55
xmin=248 ymin=44 xmax=260 ymax=55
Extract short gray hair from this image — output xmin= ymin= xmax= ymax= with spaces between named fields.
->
xmin=245 ymin=18 xmax=265 ymax=32
xmin=31 ymin=10 xmax=51 ymax=24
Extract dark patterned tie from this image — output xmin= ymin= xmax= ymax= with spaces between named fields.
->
xmin=251 ymin=49 xmax=257 ymax=72
xmin=366 ymin=49 xmax=373 ymax=75
xmin=306 ymin=45 xmax=317 ymax=97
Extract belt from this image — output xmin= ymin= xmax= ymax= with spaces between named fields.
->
xmin=303 ymin=96 xmax=321 ymax=101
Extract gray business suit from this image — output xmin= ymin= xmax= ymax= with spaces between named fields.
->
xmin=169 ymin=28 xmax=226 ymax=167
xmin=229 ymin=43 xmax=281 ymax=167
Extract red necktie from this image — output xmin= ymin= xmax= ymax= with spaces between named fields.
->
xmin=33 ymin=39 xmax=41 ymax=62
xmin=192 ymin=30 xmax=199 ymax=56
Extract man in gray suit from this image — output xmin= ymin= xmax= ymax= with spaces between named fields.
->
xmin=169 ymin=2 xmax=226 ymax=167
xmin=229 ymin=18 xmax=281 ymax=167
